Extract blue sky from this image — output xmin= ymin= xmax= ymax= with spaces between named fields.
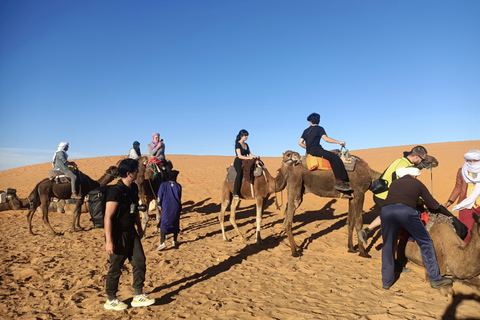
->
xmin=0 ymin=0 xmax=478 ymax=171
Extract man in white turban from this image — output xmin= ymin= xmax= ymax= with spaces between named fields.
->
xmin=52 ymin=142 xmax=81 ymax=199
xmin=444 ymin=149 xmax=480 ymax=243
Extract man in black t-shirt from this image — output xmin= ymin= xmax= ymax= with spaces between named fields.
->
xmin=104 ymin=158 xmax=155 ymax=311
xmin=298 ymin=112 xmax=351 ymax=192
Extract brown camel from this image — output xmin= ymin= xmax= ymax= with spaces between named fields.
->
xmin=26 ymin=166 xmax=118 ymax=235
xmin=282 ymin=151 xmax=439 ymax=257
xmin=0 ymin=189 xmax=32 ymax=212
xmin=405 ymin=212 xmax=480 ymax=280
xmin=282 ymin=150 xmax=381 ymax=257
xmin=219 ymin=152 xmax=298 ymax=244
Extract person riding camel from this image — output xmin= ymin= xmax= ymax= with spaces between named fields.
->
xmin=298 ymin=113 xmax=351 ymax=192
xmin=52 ymin=141 xmax=81 ymax=199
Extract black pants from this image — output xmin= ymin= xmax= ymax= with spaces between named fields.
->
xmin=105 ymin=231 xmax=146 ymax=299
xmin=233 ymin=157 xmax=243 ymax=196
xmin=307 ymin=147 xmax=349 ymax=181
xmin=160 ymin=231 xmax=178 ymax=243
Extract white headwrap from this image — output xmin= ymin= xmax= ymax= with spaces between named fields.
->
xmin=396 ymin=167 xmax=421 ymax=178
xmin=52 ymin=142 xmax=69 ymax=168
xmin=453 ymin=149 xmax=480 ymax=211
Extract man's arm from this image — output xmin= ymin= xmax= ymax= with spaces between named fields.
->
xmin=105 ymin=201 xmax=119 ymax=255
xmin=298 ymin=138 xmax=306 ymax=149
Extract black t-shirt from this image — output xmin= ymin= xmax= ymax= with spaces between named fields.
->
xmin=106 ymin=179 xmax=139 ymax=230
xmin=301 ymin=125 xmax=326 ymax=151
xmin=235 ymin=141 xmax=250 ymax=157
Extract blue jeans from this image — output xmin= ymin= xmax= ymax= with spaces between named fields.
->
xmin=380 ymin=204 xmax=441 ymax=286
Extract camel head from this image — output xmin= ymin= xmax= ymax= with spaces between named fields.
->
xmin=282 ymin=150 xmax=302 ymax=166
xmin=106 ymin=166 xmax=119 ymax=178
xmin=415 ymin=155 xmax=439 ymax=170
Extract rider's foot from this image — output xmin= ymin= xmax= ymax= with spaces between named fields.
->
xmin=334 ymin=180 xmax=351 ymax=192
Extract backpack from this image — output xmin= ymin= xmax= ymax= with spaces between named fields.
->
xmin=88 ymin=185 xmax=113 ymax=228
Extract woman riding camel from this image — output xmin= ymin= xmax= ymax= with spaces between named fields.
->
xmin=233 ymin=129 xmax=259 ymax=200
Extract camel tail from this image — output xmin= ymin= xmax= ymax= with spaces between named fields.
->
xmin=26 ymin=181 xmax=42 ymax=216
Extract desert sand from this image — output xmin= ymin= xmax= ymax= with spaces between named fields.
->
xmin=0 ymin=141 xmax=479 ymax=320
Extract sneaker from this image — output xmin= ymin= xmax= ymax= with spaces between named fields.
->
xmin=172 ymin=240 xmax=179 ymax=247
xmin=334 ymin=181 xmax=351 ymax=192
xmin=104 ymin=298 xmax=128 ymax=311
xmin=156 ymin=243 xmax=166 ymax=251
xmin=131 ymin=293 xmax=155 ymax=307
xmin=431 ymin=277 xmax=453 ymax=289
xmin=382 ymin=285 xmax=391 ymax=290
xmin=358 ymin=228 xmax=370 ymax=245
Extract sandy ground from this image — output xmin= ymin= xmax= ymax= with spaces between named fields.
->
xmin=0 ymin=141 xmax=479 ymax=320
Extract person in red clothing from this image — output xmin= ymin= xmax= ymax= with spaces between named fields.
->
xmin=444 ymin=149 xmax=480 ymax=243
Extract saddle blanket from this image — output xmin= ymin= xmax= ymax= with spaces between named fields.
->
xmin=301 ymin=150 xmax=357 ymax=172
xmin=48 ymin=170 xmax=70 ymax=184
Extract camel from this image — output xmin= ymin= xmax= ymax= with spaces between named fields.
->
xmin=219 ymin=151 xmax=299 ymax=244
xmin=281 ymin=151 xmax=440 ymax=257
xmin=405 ymin=212 xmax=480 ymax=280
xmin=26 ymin=166 xmax=118 ymax=235
xmin=0 ymin=189 xmax=32 ymax=212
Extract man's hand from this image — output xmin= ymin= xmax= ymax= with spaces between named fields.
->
xmin=106 ymin=241 xmax=115 ymax=255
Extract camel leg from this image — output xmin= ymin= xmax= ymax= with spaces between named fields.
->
xmin=229 ymin=197 xmax=247 ymax=243
xmin=347 ymin=194 xmax=371 ymax=258
xmin=41 ymin=201 xmax=61 ymax=236
xmin=254 ymin=197 xmax=265 ymax=244
xmin=27 ymin=207 xmax=36 ymax=235
xmin=141 ymin=210 xmax=149 ymax=240
xmin=154 ymin=200 xmax=161 ymax=234
xmin=219 ymin=196 xmax=231 ymax=241
xmin=284 ymin=203 xmax=300 ymax=257
xmin=72 ymin=200 xmax=84 ymax=232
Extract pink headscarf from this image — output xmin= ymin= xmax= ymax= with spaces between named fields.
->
xmin=150 ymin=132 xmax=160 ymax=149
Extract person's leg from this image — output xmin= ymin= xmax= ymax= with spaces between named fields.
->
xmin=358 ymin=196 xmax=384 ymax=245
xmin=233 ymin=158 xmax=243 ymax=197
xmin=401 ymin=208 xmax=442 ymax=282
xmin=106 ymin=253 xmax=127 ymax=300
xmin=130 ymin=236 xmax=147 ymax=296
xmin=160 ymin=230 xmax=166 ymax=244
xmin=63 ymin=169 xmax=78 ymax=194
xmin=318 ymin=150 xmax=349 ymax=182
xmin=380 ymin=205 xmax=400 ymax=288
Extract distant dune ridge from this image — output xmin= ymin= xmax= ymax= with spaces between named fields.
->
xmin=0 ymin=141 xmax=479 ymax=319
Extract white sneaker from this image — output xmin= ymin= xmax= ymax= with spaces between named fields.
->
xmin=104 ymin=298 xmax=128 ymax=310
xmin=131 ymin=293 xmax=155 ymax=307
xmin=172 ymin=240 xmax=179 ymax=247
xmin=156 ymin=243 xmax=166 ymax=251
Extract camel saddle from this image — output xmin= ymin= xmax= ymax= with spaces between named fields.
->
xmin=49 ymin=170 xmax=71 ymax=184
xmin=301 ymin=149 xmax=356 ymax=172
xmin=225 ymin=159 xmax=264 ymax=184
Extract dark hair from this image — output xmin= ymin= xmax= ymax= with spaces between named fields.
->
xmin=307 ymin=113 xmax=320 ymax=125
xmin=235 ymin=129 xmax=249 ymax=143
xmin=409 ymin=145 xmax=427 ymax=158
xmin=118 ymin=158 xmax=139 ymax=178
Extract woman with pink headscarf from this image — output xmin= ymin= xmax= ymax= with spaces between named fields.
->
xmin=147 ymin=132 xmax=165 ymax=161
xmin=444 ymin=149 xmax=480 ymax=243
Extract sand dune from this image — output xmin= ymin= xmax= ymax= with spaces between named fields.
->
xmin=0 ymin=141 xmax=479 ymax=319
